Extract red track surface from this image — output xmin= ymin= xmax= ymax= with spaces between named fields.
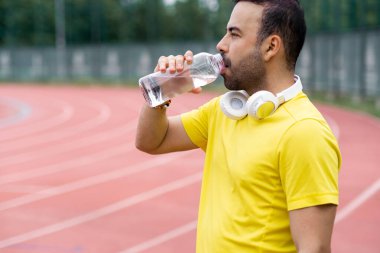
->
xmin=0 ymin=85 xmax=379 ymax=253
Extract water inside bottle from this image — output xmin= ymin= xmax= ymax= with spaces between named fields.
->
xmin=139 ymin=74 xmax=218 ymax=107
xmin=193 ymin=75 xmax=218 ymax=88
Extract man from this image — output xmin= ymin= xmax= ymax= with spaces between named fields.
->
xmin=135 ymin=0 xmax=341 ymax=252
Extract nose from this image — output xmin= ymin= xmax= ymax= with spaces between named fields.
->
xmin=216 ymin=35 xmax=228 ymax=54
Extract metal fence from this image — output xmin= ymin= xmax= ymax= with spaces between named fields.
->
xmin=0 ymin=42 xmax=217 ymax=83
xmin=0 ymin=30 xmax=379 ymax=100
xmin=298 ymin=30 xmax=380 ymax=100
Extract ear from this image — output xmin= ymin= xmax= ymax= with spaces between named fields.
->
xmin=262 ymin=35 xmax=282 ymax=61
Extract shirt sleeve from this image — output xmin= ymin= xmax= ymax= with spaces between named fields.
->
xmin=278 ymin=119 xmax=341 ymax=211
xmin=180 ymin=97 xmax=218 ymax=151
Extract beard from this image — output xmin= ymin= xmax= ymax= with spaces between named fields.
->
xmin=222 ymin=46 xmax=266 ymax=93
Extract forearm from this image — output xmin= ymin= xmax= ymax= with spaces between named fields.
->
xmin=290 ymin=205 xmax=336 ymax=253
xmin=135 ymin=50 xmax=196 ymax=154
xmin=135 ymin=104 xmax=169 ymax=153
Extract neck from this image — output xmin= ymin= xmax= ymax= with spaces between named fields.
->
xmin=265 ymin=72 xmax=295 ymax=95
xmin=252 ymin=58 xmax=295 ymax=94
xmin=244 ymin=62 xmax=296 ymax=96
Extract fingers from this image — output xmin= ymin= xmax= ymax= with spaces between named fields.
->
xmin=184 ymin=50 xmax=193 ymax=65
xmin=157 ymin=56 xmax=169 ymax=73
xmin=167 ymin=55 xmax=176 ymax=73
xmin=155 ymin=51 xmax=193 ymax=73
xmin=191 ymin=87 xmax=202 ymax=94
xmin=175 ymin=55 xmax=184 ymax=72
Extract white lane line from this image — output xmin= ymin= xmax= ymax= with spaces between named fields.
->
xmin=0 ymin=98 xmax=111 ymax=154
xmin=0 ymin=119 xmax=131 ymax=168
xmin=120 ymin=177 xmax=380 ymax=253
xmin=0 ymin=152 xmax=199 ymax=211
xmin=120 ymin=221 xmax=197 ymax=253
xmin=0 ymin=93 xmax=188 ymax=183
xmin=119 ymin=177 xmax=380 ymax=253
xmin=0 ymin=172 xmax=203 ymax=249
xmin=0 ymin=184 xmax=50 ymax=194
xmin=0 ymin=143 xmax=132 ymax=185
xmin=0 ymin=99 xmax=74 ymax=142
xmin=0 ymin=124 xmax=121 ymax=166
xmin=325 ymin=111 xmax=380 ymax=224
xmin=335 ymin=177 xmax=380 ymax=224
xmin=325 ymin=112 xmax=380 ymax=229
xmin=0 ymin=97 xmax=32 ymax=128
xmin=0 ymin=118 xmax=137 ymax=185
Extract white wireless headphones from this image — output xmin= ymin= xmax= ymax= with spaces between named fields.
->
xmin=220 ymin=75 xmax=303 ymax=120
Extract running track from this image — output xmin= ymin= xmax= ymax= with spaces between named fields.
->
xmin=0 ymin=85 xmax=379 ymax=253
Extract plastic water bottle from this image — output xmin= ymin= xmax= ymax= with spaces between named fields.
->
xmin=139 ymin=52 xmax=224 ymax=107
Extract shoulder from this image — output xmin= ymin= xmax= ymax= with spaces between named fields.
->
xmin=281 ymin=92 xmax=326 ymax=122
xmin=277 ymin=93 xmax=341 ymax=165
xmin=278 ymin=92 xmax=336 ymax=142
xmin=280 ymin=118 xmax=335 ymax=149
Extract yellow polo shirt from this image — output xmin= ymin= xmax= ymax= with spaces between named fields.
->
xmin=181 ymin=92 xmax=341 ymax=253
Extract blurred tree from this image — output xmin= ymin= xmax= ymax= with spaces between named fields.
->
xmin=66 ymin=0 xmax=102 ymax=44
xmin=33 ymin=0 xmax=55 ymax=45
xmin=300 ymin=0 xmax=380 ymax=34
xmin=119 ymin=0 xmax=169 ymax=42
xmin=0 ymin=0 xmax=55 ymax=46
xmin=173 ymin=0 xmax=206 ymax=41
xmin=364 ymin=0 xmax=380 ymax=29
xmin=208 ymin=0 xmax=234 ymax=41
xmin=0 ymin=0 xmax=379 ymax=46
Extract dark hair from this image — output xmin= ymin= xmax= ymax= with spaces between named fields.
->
xmin=234 ymin=0 xmax=306 ymax=70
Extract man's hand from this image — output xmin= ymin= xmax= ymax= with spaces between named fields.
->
xmin=135 ymin=50 xmax=199 ymax=154
xmin=155 ymin=50 xmax=202 ymax=94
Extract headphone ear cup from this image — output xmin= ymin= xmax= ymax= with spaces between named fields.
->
xmin=220 ymin=91 xmax=249 ymax=120
xmin=246 ymin=91 xmax=279 ymax=120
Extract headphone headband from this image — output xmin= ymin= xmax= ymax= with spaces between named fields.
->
xmin=276 ymin=75 xmax=303 ymax=105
